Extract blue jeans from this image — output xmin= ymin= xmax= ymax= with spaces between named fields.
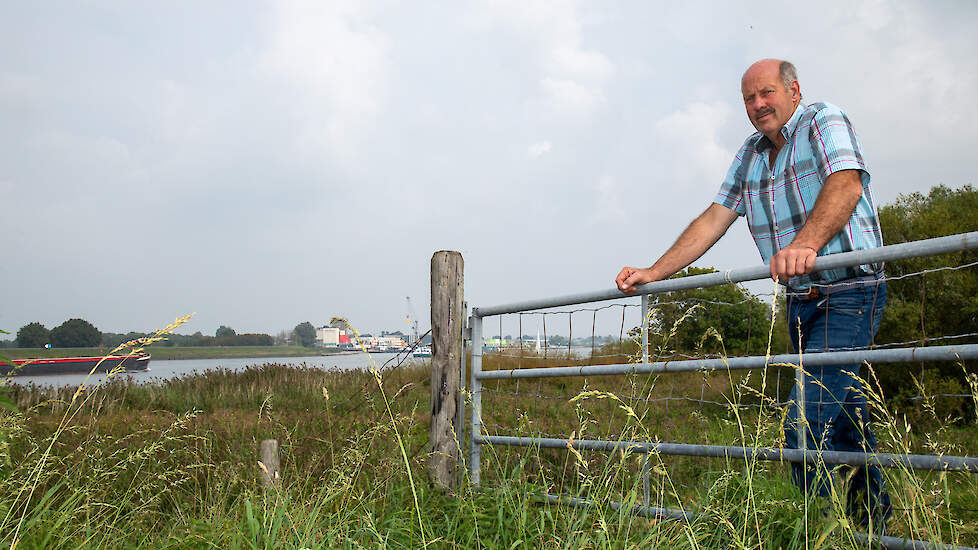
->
xmin=783 ymin=282 xmax=891 ymax=527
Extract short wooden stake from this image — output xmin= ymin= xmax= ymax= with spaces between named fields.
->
xmin=259 ymin=439 xmax=280 ymax=489
xmin=429 ymin=250 xmax=464 ymax=491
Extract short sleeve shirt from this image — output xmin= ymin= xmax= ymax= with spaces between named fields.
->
xmin=714 ymin=102 xmax=883 ymax=290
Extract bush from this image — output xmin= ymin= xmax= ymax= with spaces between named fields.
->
xmin=49 ymin=318 xmax=101 ymax=348
xmin=15 ymin=322 xmax=50 ymax=348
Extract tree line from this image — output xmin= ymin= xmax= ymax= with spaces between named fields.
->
xmin=3 ymin=320 xmax=322 ymax=349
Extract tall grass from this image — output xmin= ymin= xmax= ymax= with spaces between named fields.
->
xmin=0 ymin=311 xmax=975 ymax=548
xmin=473 ymin=292 xmax=978 ymax=548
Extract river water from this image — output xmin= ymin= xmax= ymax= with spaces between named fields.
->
xmin=6 ymin=345 xmax=602 ymax=388
xmin=6 ymin=352 xmax=416 ymax=388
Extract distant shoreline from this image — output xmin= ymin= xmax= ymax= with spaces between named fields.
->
xmin=1 ymin=346 xmax=354 ymax=361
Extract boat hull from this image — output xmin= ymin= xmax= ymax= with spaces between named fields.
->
xmin=1 ymin=355 xmax=151 ymax=376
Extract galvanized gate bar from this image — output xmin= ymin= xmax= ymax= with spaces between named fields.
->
xmin=468 ymin=315 xmax=484 ymax=485
xmin=457 ymin=331 xmax=467 ymax=488
xmin=851 ymin=532 xmax=977 ymax=550
xmin=475 ymin=343 xmax=978 ymax=380
xmin=473 ymin=230 xmax=978 ymax=317
xmin=535 ymin=492 xmax=693 ymax=522
xmin=477 ymin=435 xmax=978 ymax=472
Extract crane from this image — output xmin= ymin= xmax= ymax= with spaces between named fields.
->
xmin=405 ymin=296 xmax=420 ymax=344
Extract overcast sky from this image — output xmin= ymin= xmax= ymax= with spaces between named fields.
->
xmin=2 ymin=1 xmax=976 ymax=340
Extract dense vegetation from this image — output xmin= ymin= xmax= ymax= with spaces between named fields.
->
xmin=637 ymin=265 xmax=788 ymax=358
xmin=4 ymin=323 xmax=327 ymax=350
xmin=0 ymin=351 xmax=974 ymax=548
xmin=12 ymin=319 xmax=101 ymax=348
xmin=13 ymin=323 xmax=49 ymax=349
xmin=875 ymin=184 xmax=978 ymax=409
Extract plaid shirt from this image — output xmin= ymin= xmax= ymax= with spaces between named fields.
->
xmin=714 ymin=102 xmax=883 ymax=289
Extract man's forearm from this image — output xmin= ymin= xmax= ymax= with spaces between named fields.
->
xmin=649 ymin=204 xmax=737 ymax=279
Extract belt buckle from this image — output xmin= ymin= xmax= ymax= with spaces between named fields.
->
xmin=802 ymin=286 xmax=819 ymax=300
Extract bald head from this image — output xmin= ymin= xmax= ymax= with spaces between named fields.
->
xmin=743 ymin=58 xmax=800 ymax=97
xmin=743 ymin=58 xmax=781 ymax=82
xmin=741 ymin=58 xmax=802 ymax=145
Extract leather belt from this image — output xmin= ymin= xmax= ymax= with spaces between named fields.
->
xmin=791 ymin=275 xmax=883 ymax=301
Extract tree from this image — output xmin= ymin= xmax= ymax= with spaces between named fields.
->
xmin=274 ymin=330 xmax=289 ymax=346
xmin=101 ymin=331 xmax=149 ymax=349
xmin=49 ymin=318 xmax=101 ymax=348
xmin=877 ymin=184 xmax=978 ymax=346
xmin=216 ymin=325 xmax=236 ymax=338
xmin=875 ymin=184 xmax=978 ymax=412
xmin=644 ymin=267 xmax=787 ymax=358
xmin=215 ymin=333 xmax=275 ymax=346
xmin=235 ymin=333 xmax=274 ymax=346
xmin=189 ymin=331 xmax=212 ymax=347
xmin=293 ymin=322 xmax=317 ymax=347
xmin=548 ymin=335 xmax=569 ymax=346
xmin=16 ymin=322 xmax=50 ymax=348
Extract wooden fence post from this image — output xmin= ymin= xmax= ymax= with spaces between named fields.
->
xmin=429 ymin=250 xmax=464 ymax=491
xmin=259 ymin=439 xmax=280 ymax=489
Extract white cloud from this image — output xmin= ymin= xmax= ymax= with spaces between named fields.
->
xmin=540 ymin=77 xmax=605 ymax=113
xmin=590 ymin=175 xmax=625 ymax=223
xmin=851 ymin=0 xmax=894 ymax=32
xmin=527 ymin=140 xmax=552 ymax=158
xmin=470 ymin=0 xmax=613 ymax=115
xmin=0 ymin=71 xmax=43 ymax=102
xmin=547 ymin=44 xmax=613 ymax=82
xmin=654 ymin=101 xmax=735 ymax=190
xmin=23 ymin=130 xmax=138 ymax=195
xmin=260 ymin=0 xmax=390 ymax=162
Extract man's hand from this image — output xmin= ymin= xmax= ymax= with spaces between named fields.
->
xmin=767 ymin=169 xmax=862 ymax=282
xmin=616 ymin=267 xmax=658 ymax=294
xmin=613 ymin=204 xmax=737 ymax=295
xmin=769 ymin=244 xmax=817 ymax=282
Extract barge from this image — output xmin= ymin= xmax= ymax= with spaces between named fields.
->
xmin=1 ymin=354 xmax=151 ymax=376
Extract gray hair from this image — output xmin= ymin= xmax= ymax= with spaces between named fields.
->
xmin=779 ymin=60 xmax=802 ymax=99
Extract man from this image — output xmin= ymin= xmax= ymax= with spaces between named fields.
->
xmin=615 ymin=59 xmax=890 ymax=531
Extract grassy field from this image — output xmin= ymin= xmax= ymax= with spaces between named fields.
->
xmin=0 ymin=346 xmax=346 ymax=361
xmin=0 ymin=347 xmax=975 ymax=548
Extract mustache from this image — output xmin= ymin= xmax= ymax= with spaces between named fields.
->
xmin=755 ymin=108 xmax=774 ymax=118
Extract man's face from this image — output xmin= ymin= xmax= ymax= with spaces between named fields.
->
xmin=741 ymin=64 xmax=800 ymax=142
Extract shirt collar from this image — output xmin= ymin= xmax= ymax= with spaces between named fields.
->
xmin=755 ymin=103 xmax=805 ymax=151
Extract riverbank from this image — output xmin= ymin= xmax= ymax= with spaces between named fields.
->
xmin=1 ymin=353 xmax=975 ymax=548
xmin=0 ymin=345 xmax=349 ymax=361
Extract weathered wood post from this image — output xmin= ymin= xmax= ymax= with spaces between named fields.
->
xmin=259 ymin=439 xmax=280 ymax=489
xmin=429 ymin=250 xmax=464 ymax=491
